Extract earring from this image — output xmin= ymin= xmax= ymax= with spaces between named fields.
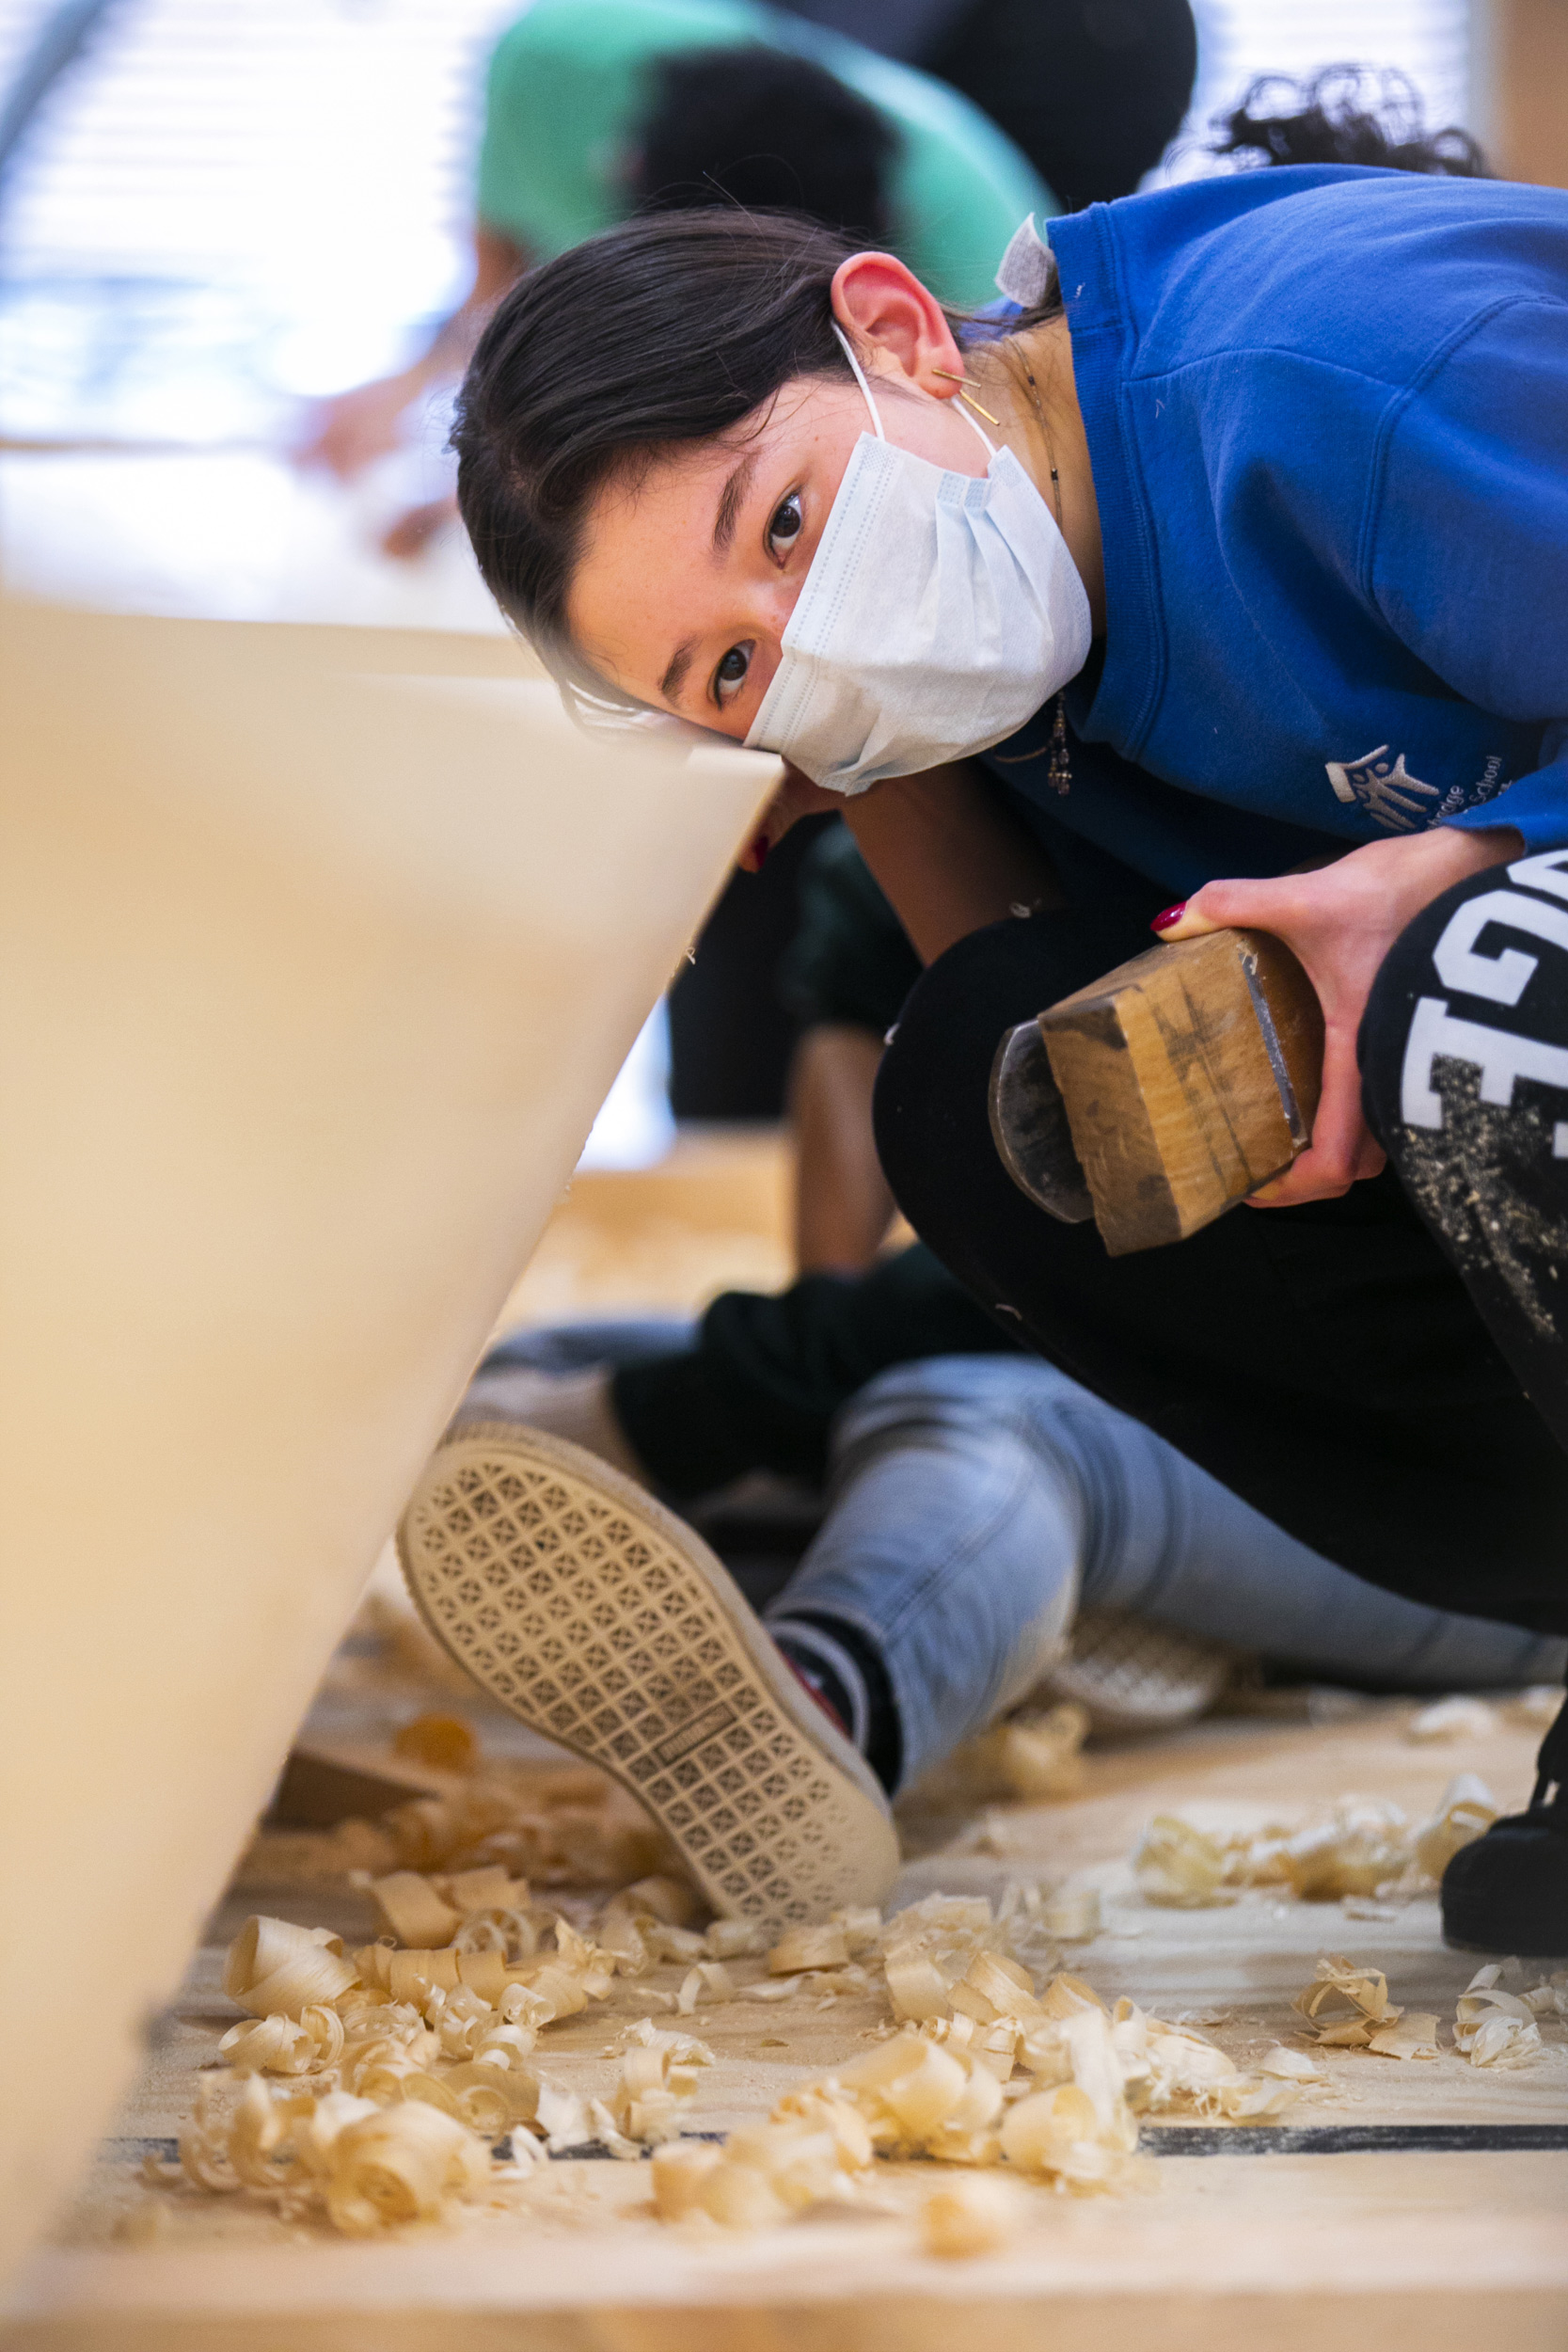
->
xmin=932 ymin=368 xmax=1001 ymax=428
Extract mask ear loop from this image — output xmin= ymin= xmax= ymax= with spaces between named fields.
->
xmin=832 ymin=322 xmax=999 ymax=460
xmin=831 ymin=323 xmax=885 ymax=437
xmin=948 ymin=396 xmax=999 ymax=461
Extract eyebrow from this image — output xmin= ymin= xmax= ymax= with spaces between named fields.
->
xmin=658 ymin=453 xmax=758 ymax=706
xmin=713 ymin=452 xmax=757 ymax=553
xmin=660 ymin=638 xmax=696 ymax=704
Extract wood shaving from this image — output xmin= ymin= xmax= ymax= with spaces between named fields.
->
xmin=737 ymin=1974 xmax=805 ymax=2002
xmin=223 ymin=1916 xmax=359 ymax=2019
xmin=1258 ymin=2044 xmax=1325 ymax=2083
xmin=1524 ymin=1971 xmax=1567 ymax=2020
xmin=1366 ymin=2012 xmax=1441 ymax=2061
xmin=938 ymin=1703 xmax=1089 ymax=1806
xmin=1281 ymin=1801 xmax=1411 ymax=1900
xmin=920 ymin=2174 xmax=1023 ymax=2258
xmin=878 ymin=1890 xmax=1055 ymax=2025
xmin=218 ymin=2003 xmax=344 ymax=2077
xmin=1039 ymin=1886 xmax=1101 ymax=1942
xmin=367 ymin=1870 xmax=463 ymax=1948
xmin=675 ymin=1961 xmax=736 ymax=2013
xmin=1454 ymin=1965 xmax=1544 ymax=2068
xmin=642 ymin=1924 xmax=707 ymax=1965
xmin=704 ymin=1918 xmax=770 ymax=1961
xmin=834 ymin=1906 xmax=886 ymax=1957
xmin=601 ymin=2026 xmax=713 ymax=2145
xmin=177 ymin=2073 xmax=490 ymax=2234
xmin=1130 ymin=1782 xmax=1497 ymax=1911
xmin=768 ymin=1922 xmax=851 ymax=1974
xmin=653 ymin=2091 xmax=874 ymax=2229
xmin=1292 ymin=1955 xmax=1403 ymax=2048
xmin=1131 ymin=1818 xmax=1231 ymax=1908
xmin=1406 ymin=1695 xmax=1498 ymax=1743
xmin=1412 ymin=1775 xmax=1498 ymax=1880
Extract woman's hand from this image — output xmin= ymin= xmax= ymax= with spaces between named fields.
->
xmin=736 ymin=764 xmax=850 ymax=871
xmin=1154 ymin=824 xmax=1521 ymax=1206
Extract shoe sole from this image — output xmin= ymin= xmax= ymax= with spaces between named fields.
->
xmin=1040 ymin=1608 xmax=1237 ymax=1734
xmin=397 ymin=1422 xmax=900 ymax=1931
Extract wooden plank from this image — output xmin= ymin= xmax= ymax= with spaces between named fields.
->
xmin=8 ymin=1693 xmax=1564 ymax=2349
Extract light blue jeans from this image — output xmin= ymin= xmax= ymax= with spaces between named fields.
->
xmin=479 ymin=1327 xmax=1567 ymax=1790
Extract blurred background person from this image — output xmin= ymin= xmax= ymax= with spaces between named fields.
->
xmin=297 ymin=0 xmax=1049 ymax=536
xmin=772 ymin=0 xmax=1198 ymax=210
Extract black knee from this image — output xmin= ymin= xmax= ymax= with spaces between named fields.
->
xmin=1360 ymin=854 xmax=1568 ymax=1159
xmin=873 ymin=903 xmax=1158 ymax=1274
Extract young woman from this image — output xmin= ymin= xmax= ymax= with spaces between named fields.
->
xmin=436 ymin=162 xmax=1568 ymax=1952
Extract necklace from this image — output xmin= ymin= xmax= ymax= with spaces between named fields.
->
xmin=1015 ymin=353 xmax=1072 ymax=797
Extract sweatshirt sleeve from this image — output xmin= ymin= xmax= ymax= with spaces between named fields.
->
xmin=1366 ymin=294 xmax=1568 ymax=854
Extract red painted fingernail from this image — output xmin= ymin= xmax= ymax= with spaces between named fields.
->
xmin=1151 ymin=901 xmax=1186 ymax=934
xmin=747 ymin=829 xmax=770 ymax=869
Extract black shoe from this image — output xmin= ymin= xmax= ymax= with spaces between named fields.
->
xmin=1441 ymin=1689 xmax=1568 ymax=1957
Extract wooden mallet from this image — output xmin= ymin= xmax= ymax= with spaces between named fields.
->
xmin=990 ymin=928 xmax=1324 ymax=1256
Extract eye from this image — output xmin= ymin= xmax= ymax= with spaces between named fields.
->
xmin=713 ymin=644 xmax=752 ymax=706
xmin=767 ymin=490 xmax=803 ymax=561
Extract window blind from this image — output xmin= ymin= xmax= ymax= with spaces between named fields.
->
xmin=0 ymin=0 xmax=1478 ymax=435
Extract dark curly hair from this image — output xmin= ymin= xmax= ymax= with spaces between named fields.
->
xmin=1212 ymin=65 xmax=1489 ymax=178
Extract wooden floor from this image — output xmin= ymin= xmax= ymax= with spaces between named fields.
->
xmin=7 ymin=1140 xmax=1566 ymax=2349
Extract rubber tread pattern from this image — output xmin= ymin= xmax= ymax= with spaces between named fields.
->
xmin=1042 ymin=1606 xmax=1234 ymax=1729
xmin=399 ymin=1424 xmax=897 ymax=1929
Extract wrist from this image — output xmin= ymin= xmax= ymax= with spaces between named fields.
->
xmin=1429 ymin=820 xmax=1522 ymax=882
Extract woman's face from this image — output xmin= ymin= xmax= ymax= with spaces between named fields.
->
xmin=564 ymin=371 xmax=989 ymax=740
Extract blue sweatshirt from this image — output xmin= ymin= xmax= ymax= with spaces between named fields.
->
xmin=975 ymin=167 xmax=1568 ymax=899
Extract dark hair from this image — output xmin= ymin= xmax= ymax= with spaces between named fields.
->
xmin=924 ymin=0 xmax=1198 ymax=212
xmin=1212 ymin=66 xmax=1490 ymax=178
xmin=631 ymin=45 xmax=899 ymax=245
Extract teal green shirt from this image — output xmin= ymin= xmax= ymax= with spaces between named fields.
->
xmin=475 ymin=0 xmax=1053 ymax=309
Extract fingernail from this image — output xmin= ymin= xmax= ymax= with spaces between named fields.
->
xmin=1151 ymin=902 xmax=1186 ymax=934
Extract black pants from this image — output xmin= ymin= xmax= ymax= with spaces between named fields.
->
xmin=611 ymin=1242 xmax=1015 ymax=1499
xmin=874 ymin=869 xmax=1568 ymax=1639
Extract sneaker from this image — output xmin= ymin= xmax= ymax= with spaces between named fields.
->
xmin=1032 ymin=1607 xmax=1239 ymax=1735
xmin=1441 ymin=1689 xmax=1568 ymax=1957
xmin=397 ymin=1422 xmax=900 ymax=1931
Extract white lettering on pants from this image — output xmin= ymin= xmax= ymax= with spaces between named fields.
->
xmin=1401 ymin=997 xmax=1568 ymax=1130
xmin=1432 ymin=888 xmax=1568 ymax=1006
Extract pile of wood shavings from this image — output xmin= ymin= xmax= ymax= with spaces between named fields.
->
xmin=1131 ymin=1774 xmax=1498 ymax=1908
xmin=1289 ymin=1953 xmax=1564 ymax=2068
xmin=243 ymin=1724 xmax=671 ymax=1895
xmin=646 ymin=1945 xmax=1309 ymax=2233
xmin=156 ymin=1867 xmax=1321 ymax=2243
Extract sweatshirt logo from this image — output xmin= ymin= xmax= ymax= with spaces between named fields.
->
xmin=1324 ymin=747 xmax=1441 ymax=834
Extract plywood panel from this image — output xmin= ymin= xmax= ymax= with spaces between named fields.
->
xmin=0 ymin=601 xmax=775 ymax=2282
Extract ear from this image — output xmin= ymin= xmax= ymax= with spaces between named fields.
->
xmin=830 ymin=252 xmax=968 ymax=401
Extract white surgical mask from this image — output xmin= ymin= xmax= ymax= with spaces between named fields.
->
xmin=744 ymin=326 xmax=1090 ymax=795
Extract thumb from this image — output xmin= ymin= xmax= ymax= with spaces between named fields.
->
xmin=1149 ymin=892 xmax=1221 ymax=943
